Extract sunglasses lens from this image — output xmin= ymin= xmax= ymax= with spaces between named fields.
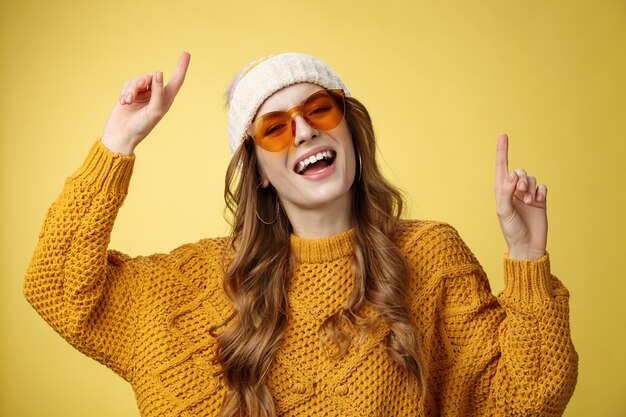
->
xmin=250 ymin=113 xmax=294 ymax=152
xmin=250 ymin=89 xmax=346 ymax=152
xmin=303 ymin=90 xmax=345 ymax=131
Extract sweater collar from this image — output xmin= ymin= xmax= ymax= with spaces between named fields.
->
xmin=290 ymin=228 xmax=355 ymax=263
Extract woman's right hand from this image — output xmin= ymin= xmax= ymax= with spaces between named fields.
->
xmin=101 ymin=52 xmax=191 ymax=155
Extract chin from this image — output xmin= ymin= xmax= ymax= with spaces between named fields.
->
xmin=297 ymin=183 xmax=353 ymax=210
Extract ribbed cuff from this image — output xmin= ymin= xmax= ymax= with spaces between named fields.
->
xmin=67 ymin=139 xmax=135 ymax=194
xmin=500 ymin=252 xmax=553 ymax=304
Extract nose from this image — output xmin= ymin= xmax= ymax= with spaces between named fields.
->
xmin=292 ymin=114 xmax=319 ymax=147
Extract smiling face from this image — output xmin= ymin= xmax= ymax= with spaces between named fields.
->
xmin=252 ymin=83 xmax=356 ymax=233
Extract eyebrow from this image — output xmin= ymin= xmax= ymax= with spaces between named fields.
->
xmin=257 ymin=89 xmax=324 ymax=117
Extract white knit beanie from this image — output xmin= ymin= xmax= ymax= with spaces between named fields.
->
xmin=226 ymin=53 xmax=350 ymax=154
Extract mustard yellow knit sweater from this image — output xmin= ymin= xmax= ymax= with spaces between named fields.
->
xmin=24 ymin=141 xmax=578 ymax=417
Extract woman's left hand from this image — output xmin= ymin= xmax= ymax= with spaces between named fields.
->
xmin=495 ymin=133 xmax=548 ymax=260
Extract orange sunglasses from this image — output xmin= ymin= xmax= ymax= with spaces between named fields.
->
xmin=247 ymin=89 xmax=346 ymax=152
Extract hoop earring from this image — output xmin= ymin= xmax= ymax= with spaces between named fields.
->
xmin=255 ymin=184 xmax=280 ymax=225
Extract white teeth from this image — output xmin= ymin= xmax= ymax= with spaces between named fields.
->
xmin=296 ymin=150 xmax=335 ymax=174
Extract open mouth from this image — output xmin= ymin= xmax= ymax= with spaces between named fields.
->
xmin=294 ymin=150 xmax=336 ymax=175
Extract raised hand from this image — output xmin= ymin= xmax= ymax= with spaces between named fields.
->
xmin=101 ymin=52 xmax=191 ymax=155
xmin=495 ymin=133 xmax=548 ymax=260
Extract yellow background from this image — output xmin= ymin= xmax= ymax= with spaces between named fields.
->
xmin=1 ymin=0 xmax=624 ymax=415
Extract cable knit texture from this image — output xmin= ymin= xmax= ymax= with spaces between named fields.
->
xmin=24 ymin=140 xmax=578 ymax=417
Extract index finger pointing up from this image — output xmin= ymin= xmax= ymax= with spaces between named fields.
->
xmin=165 ymin=51 xmax=191 ymax=99
xmin=496 ymin=133 xmax=509 ymax=185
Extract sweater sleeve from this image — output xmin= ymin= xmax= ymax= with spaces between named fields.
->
xmin=407 ymin=222 xmax=578 ymax=417
xmin=24 ymin=140 xmax=139 ymax=381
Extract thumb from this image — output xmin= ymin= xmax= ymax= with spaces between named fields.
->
xmin=497 ymin=171 xmax=518 ymax=217
xmin=147 ymin=71 xmax=165 ymax=118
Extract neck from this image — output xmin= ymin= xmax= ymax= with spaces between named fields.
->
xmin=280 ymin=193 xmax=352 ymax=239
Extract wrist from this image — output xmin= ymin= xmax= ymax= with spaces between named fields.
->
xmin=101 ymin=133 xmax=136 ymax=156
xmin=507 ymin=247 xmax=546 ymax=261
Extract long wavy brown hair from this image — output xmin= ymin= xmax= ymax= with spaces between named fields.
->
xmin=211 ymin=95 xmax=425 ymax=417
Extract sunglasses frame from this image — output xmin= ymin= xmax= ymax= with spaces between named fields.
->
xmin=247 ymin=89 xmax=346 ymax=152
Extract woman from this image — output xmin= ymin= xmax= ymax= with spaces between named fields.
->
xmin=24 ymin=52 xmax=578 ymax=416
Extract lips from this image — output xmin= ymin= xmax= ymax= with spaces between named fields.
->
xmin=294 ymin=149 xmax=337 ymax=175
